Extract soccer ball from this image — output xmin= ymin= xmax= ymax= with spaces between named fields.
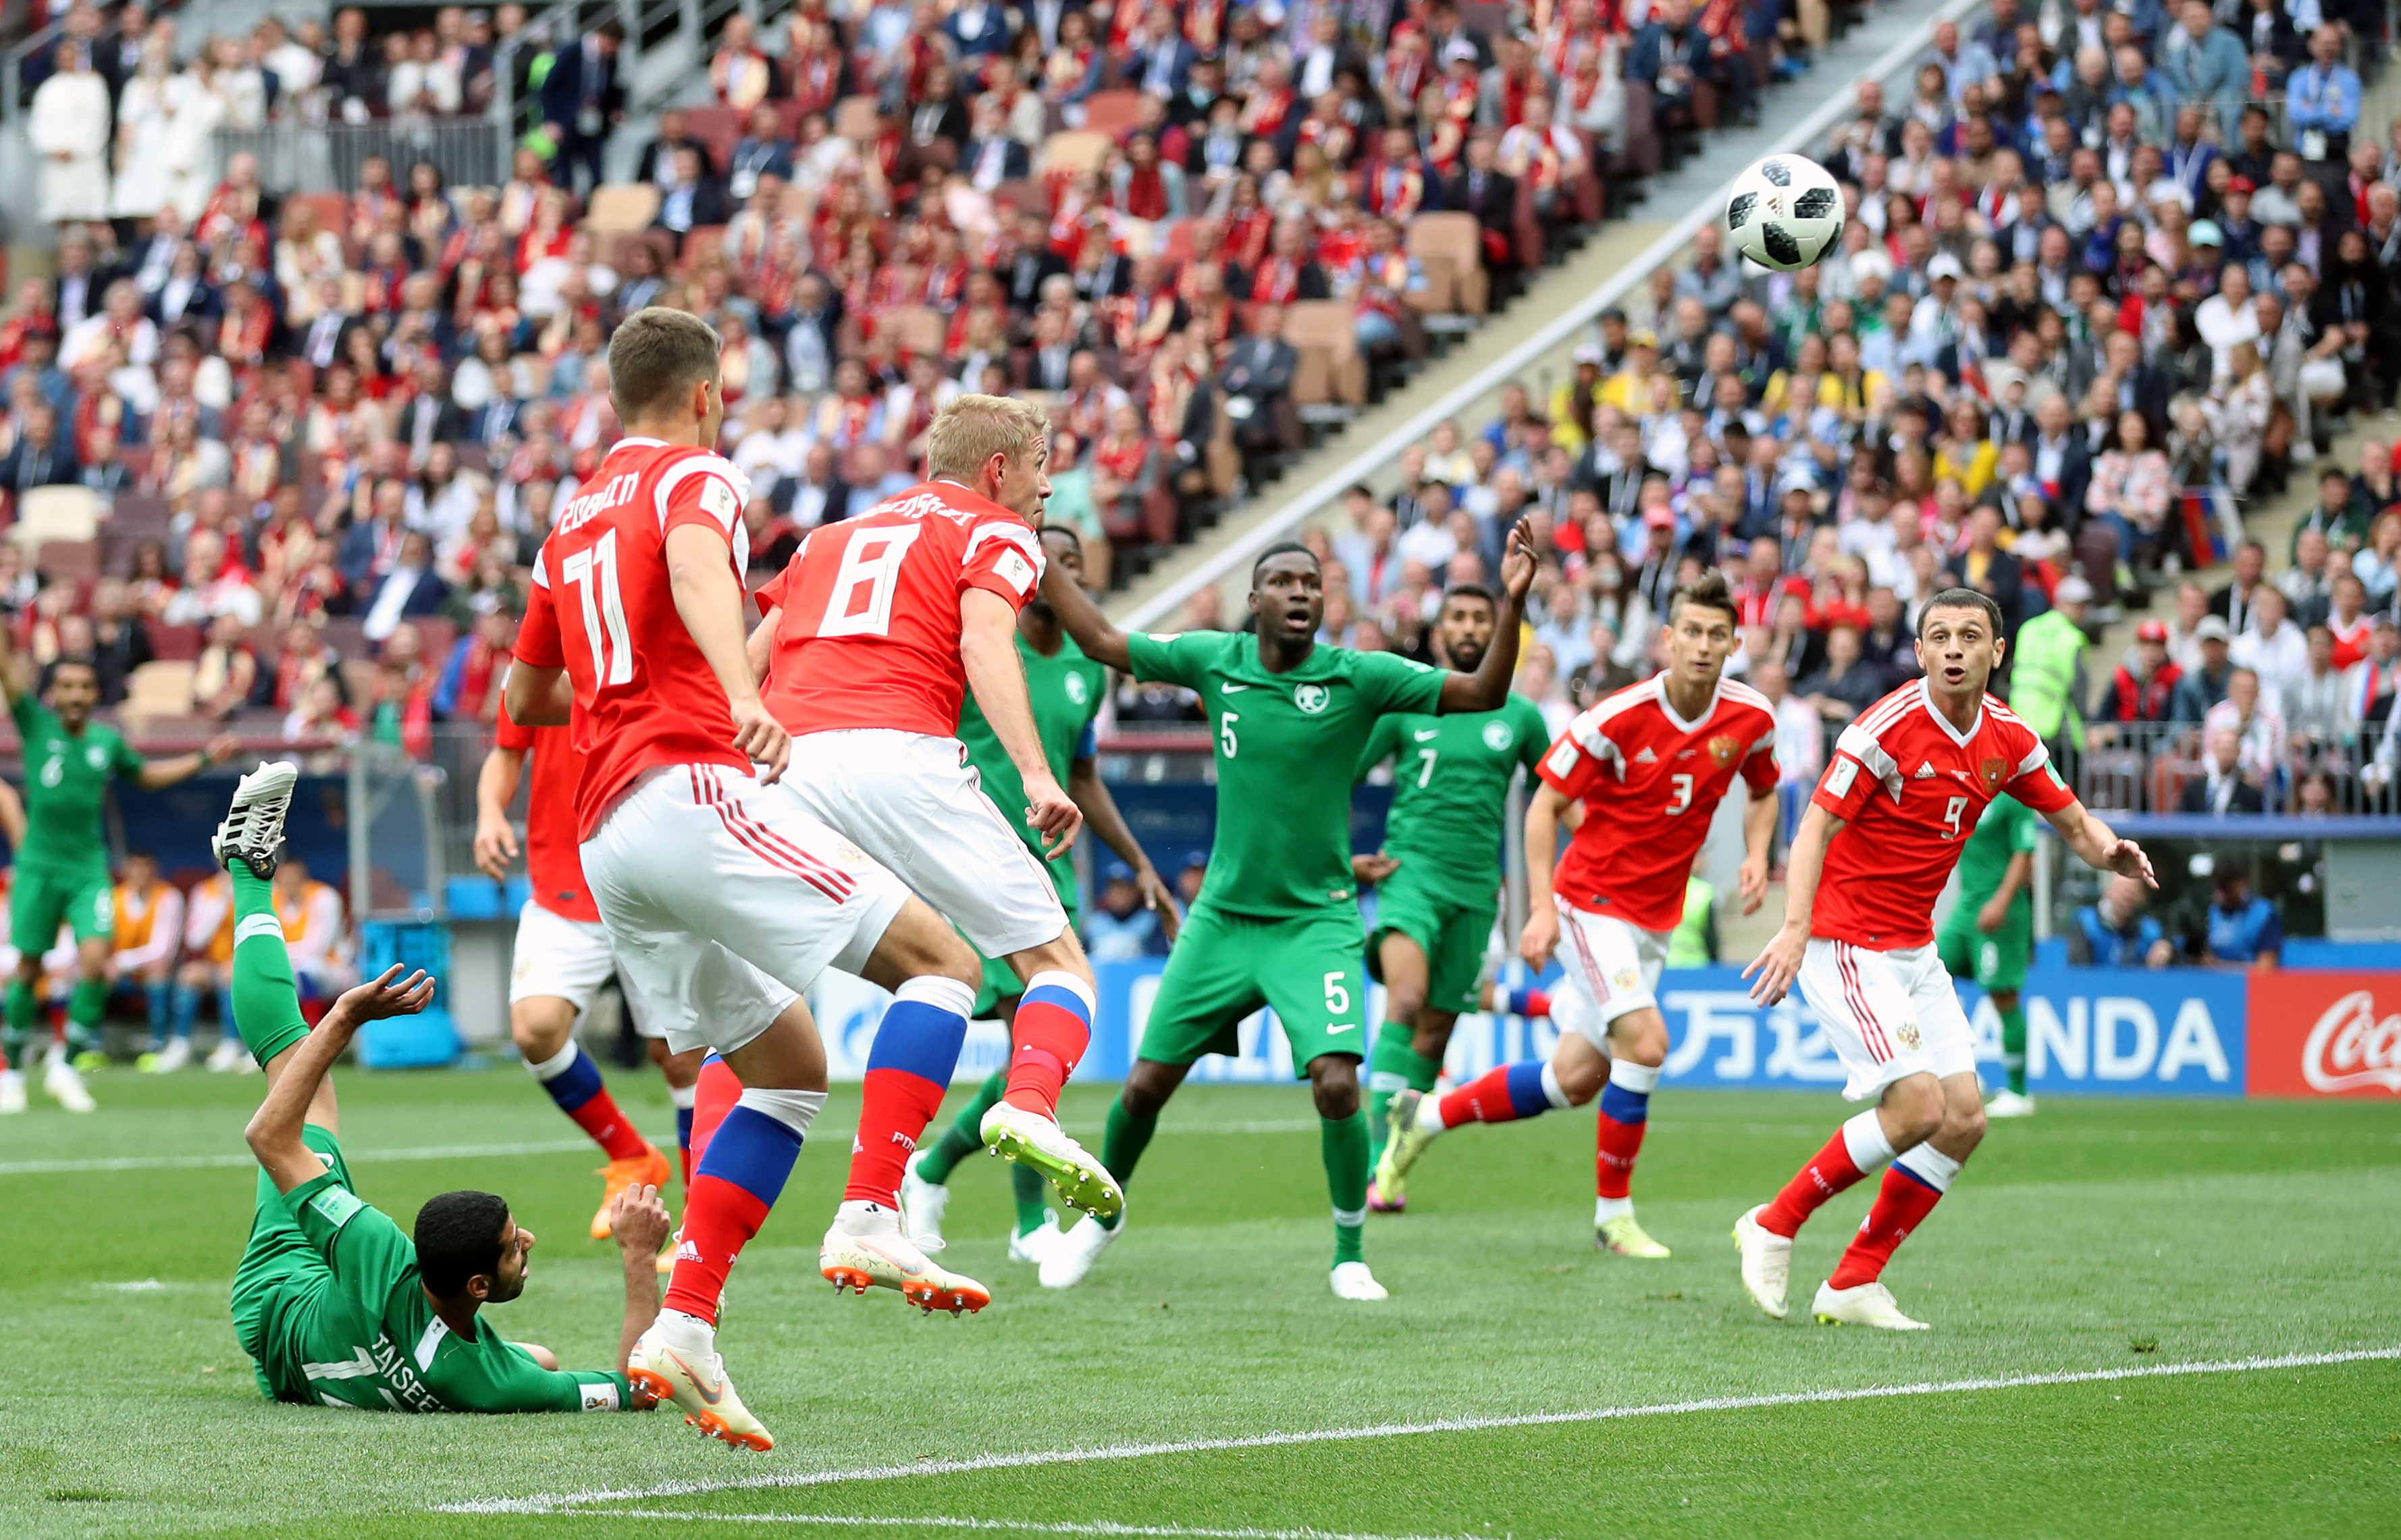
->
xmin=1722 ymin=154 xmax=1845 ymax=271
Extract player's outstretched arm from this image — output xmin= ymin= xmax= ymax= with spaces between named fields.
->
xmin=1744 ymin=802 xmax=1843 ymax=1005
xmin=0 ymin=622 xmax=25 ymax=708
xmin=1068 ymin=753 xmax=1182 ymax=942
xmin=1437 ymin=523 xmax=1537 ymax=714
xmin=963 ymin=588 xmax=1083 ymax=855
xmin=473 ymin=745 xmax=527 ymax=879
xmin=664 ymin=523 xmax=791 ymax=782
xmin=1518 ymin=781 xmax=1573 ymax=967
xmin=2042 ymin=800 xmax=2157 ymax=888
xmin=608 ymin=1182 xmax=671 ymax=1386
xmin=135 ymin=734 xmax=238 ymax=791
xmin=245 ymin=965 xmax=434 ymax=1194
xmin=1037 ymin=554 xmax=1134 ymax=672
xmin=0 ymin=778 xmax=24 ymax=853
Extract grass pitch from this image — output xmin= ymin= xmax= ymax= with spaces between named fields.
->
xmin=1 ymin=1066 xmax=2397 ymax=1539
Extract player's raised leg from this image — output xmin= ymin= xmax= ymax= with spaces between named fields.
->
xmin=982 ymin=932 xmax=1118 ymax=1220
xmin=1362 ymin=927 xmax=1445 ymax=1212
xmin=818 ymin=897 xmax=993 ymax=1313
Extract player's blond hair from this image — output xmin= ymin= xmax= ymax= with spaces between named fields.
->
xmin=608 ymin=307 xmax=722 ymax=423
xmin=925 ymin=394 xmax=1049 ymax=482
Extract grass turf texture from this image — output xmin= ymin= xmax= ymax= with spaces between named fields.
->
xmin=1 ymin=1071 xmax=2396 ymax=1539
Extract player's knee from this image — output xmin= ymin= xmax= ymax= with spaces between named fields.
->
xmin=1307 ymin=1055 xmax=1361 ymax=1119
xmin=1015 ymin=930 xmax=1094 ymax=991
xmin=508 ymin=1001 xmax=575 ymax=1061
xmin=1122 ymin=1060 xmax=1178 ymax=1117
xmin=1611 ymin=1009 xmax=1668 ymax=1069
xmin=1886 ymin=1084 xmax=1945 ymax=1147
xmin=1383 ymin=981 xmax=1427 ymax=1024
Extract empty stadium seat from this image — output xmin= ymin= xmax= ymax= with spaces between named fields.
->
xmin=585 ymin=182 xmax=663 ymax=235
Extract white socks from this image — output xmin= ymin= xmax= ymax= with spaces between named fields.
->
xmin=739 ymin=1086 xmax=828 ymax=1137
xmin=835 ymin=1198 xmax=901 ymax=1234
xmin=1841 ymin=1108 xmax=1897 ymax=1175
xmin=523 ymin=1041 xmax=581 ymax=1081
xmin=1894 ymin=1142 xmax=1961 ymax=1192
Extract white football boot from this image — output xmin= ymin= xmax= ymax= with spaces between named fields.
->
xmin=1733 ymin=1204 xmax=1792 ymax=1320
xmin=1812 ymin=1280 xmax=1931 ymax=1330
xmin=1329 ymin=1260 xmax=1390 ymax=1300
xmin=1038 ymin=1212 xmax=1122 ymax=1288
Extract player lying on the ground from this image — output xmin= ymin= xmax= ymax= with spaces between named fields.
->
xmin=222 ymin=762 xmax=671 ymax=1415
xmin=476 ymin=703 xmax=700 ymax=1255
xmin=1344 ymin=582 xmax=1548 ymax=1210
xmin=0 ymin=641 xmax=234 ymax=1115
xmin=1031 ymin=527 xmax=1537 ymax=1300
xmin=1735 ymin=587 xmax=2155 ymax=1331
xmin=508 ymin=307 xmax=1020 ymax=1449
xmin=900 ymin=523 xmax=1183 ymax=1268
xmin=746 ymin=394 xmax=1128 ymax=1302
xmin=1375 ymin=573 xmax=1778 ymax=1257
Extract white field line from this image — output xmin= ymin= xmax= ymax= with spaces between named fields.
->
xmin=442 ymin=1347 xmax=2401 ymax=1516
xmin=524 ymin=1514 xmax=1480 ymax=1540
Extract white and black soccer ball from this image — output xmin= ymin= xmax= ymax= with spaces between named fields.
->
xmin=1722 ymin=153 xmax=1845 ymax=272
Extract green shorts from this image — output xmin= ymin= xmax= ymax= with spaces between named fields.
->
xmin=230 ymin=1125 xmax=355 ymax=1404
xmin=11 ymin=865 xmax=112 ymax=955
xmin=1365 ymin=865 xmax=1496 ymax=1017
xmin=970 ymin=866 xmax=1079 ymax=1018
xmin=1136 ymin=903 xmax=1368 ymax=1077
xmin=1938 ymin=909 xmax=2032 ymax=995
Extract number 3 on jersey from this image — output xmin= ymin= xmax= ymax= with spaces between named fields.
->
xmin=562 ymin=529 xmax=633 ymax=685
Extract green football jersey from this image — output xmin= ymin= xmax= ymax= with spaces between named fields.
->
xmin=1955 ymin=793 xmax=2039 ymax=906
xmin=1354 ymin=693 xmax=1550 ymax=882
xmin=1126 ymin=631 xmax=1445 ymax=918
xmin=956 ymin=629 xmax=1107 ymax=868
xmin=12 ymin=695 xmax=142 ymax=876
xmin=260 ymin=1167 xmax=631 ymax=1414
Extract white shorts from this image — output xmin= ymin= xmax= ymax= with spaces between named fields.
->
xmin=1796 ymin=938 xmax=1976 ymax=1102
xmin=785 ymin=728 xmax=1069 ymax=958
xmin=580 ymin=764 xmax=905 ymax=1058
xmin=1552 ymin=900 xmax=1670 ymax=1048
xmin=508 ymin=901 xmax=663 ymax=1038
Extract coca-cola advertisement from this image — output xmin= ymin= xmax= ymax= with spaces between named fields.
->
xmin=2245 ymin=973 xmax=2401 ymax=1098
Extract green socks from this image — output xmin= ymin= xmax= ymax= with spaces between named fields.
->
xmin=1010 ymin=1161 xmax=1051 ymax=1236
xmin=3 ymin=977 xmax=32 ymax=1069
xmin=1097 ymin=1096 xmax=1158 ymax=1231
xmin=2001 ymin=1001 xmax=2028 ymax=1096
xmin=1325 ymin=1112 xmax=1369 ymax=1266
xmin=1365 ymin=1031 xmax=1441 ymax=1163
xmin=63 ymin=976 xmax=107 ymax=1059
xmin=922 ymin=1068 xmax=1010 ymax=1185
xmin=230 ymin=866 xmax=309 ymax=1067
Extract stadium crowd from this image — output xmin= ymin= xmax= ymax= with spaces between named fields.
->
xmin=1231 ymin=0 xmax=2401 ymax=823
xmin=0 ymin=0 xmax=2388 ymax=980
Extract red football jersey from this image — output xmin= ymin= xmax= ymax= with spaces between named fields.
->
xmin=514 ymin=435 xmax=754 ymax=843
xmin=756 ymin=479 xmax=1044 ymax=738
xmin=1537 ymin=674 xmax=1780 ymax=932
xmin=1809 ymin=679 xmax=2078 ymax=949
xmin=494 ymin=698 xmax=598 ymax=922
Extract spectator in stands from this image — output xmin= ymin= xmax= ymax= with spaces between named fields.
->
xmin=30 ymin=43 xmax=111 ymax=231
xmin=2172 ymin=615 xmax=2237 ymax=720
xmin=1085 ymin=863 xmax=1167 ymax=962
xmin=2098 ymin=619 xmax=2183 ymax=726
xmin=161 ymin=530 xmax=261 ymax=627
xmin=2069 ymin=873 xmax=2174 ymax=967
xmin=2286 ymin=26 xmax=2360 ymax=165
xmin=2230 ymin=584 xmax=2307 ymax=700
xmin=539 ymin=20 xmax=625 ymax=194
xmin=2202 ymin=866 xmax=2282 ymax=967
xmin=359 ymin=532 xmax=451 ymax=644
xmin=0 ymin=403 xmax=81 ymax=493
xmin=192 ymin=612 xmax=261 ymax=721
xmin=2183 ymin=723 xmax=2265 ymax=815
xmin=2210 ymin=537 xmax=2273 ymax=632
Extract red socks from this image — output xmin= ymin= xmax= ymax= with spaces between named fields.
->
xmin=1003 ymin=972 xmax=1095 ymax=1119
xmin=1827 ymin=1165 xmax=1947 ymax=1290
xmin=844 ymin=978 xmax=972 ymax=1206
xmin=687 ymin=1054 xmax=742 ymax=1172
xmin=1594 ymin=1114 xmax=1645 ymax=1199
xmin=1759 ymin=1109 xmax=1895 ymax=1238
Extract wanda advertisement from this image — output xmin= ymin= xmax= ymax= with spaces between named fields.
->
xmin=2246 ymin=972 xmax=2401 ymax=1098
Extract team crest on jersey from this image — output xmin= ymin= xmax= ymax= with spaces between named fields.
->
xmin=1294 ymin=684 xmax=1329 ymax=714
xmin=1065 ymin=674 xmax=1090 ymax=705
xmin=1895 ymin=1017 xmax=1922 ymax=1051
xmin=1978 ymin=755 xmax=2008 ymax=791
xmin=1481 ymin=721 xmax=1512 ymax=751
xmin=1706 ymin=734 xmax=1741 ymax=768
xmin=84 ymin=745 xmax=107 ymax=769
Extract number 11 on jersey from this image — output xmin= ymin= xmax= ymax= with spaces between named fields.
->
xmin=562 ymin=529 xmax=633 ymax=685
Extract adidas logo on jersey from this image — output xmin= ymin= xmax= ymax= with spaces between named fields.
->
xmin=1634 ymin=747 xmax=1658 ymax=764
xmin=1914 ymin=762 xmax=1936 ymax=779
xmin=675 ymin=1239 xmax=702 ymax=1263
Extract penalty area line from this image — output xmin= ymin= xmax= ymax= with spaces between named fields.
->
xmin=520 ymin=1510 xmax=1486 ymax=1540
xmin=443 ymin=1346 xmax=2401 ymax=1516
